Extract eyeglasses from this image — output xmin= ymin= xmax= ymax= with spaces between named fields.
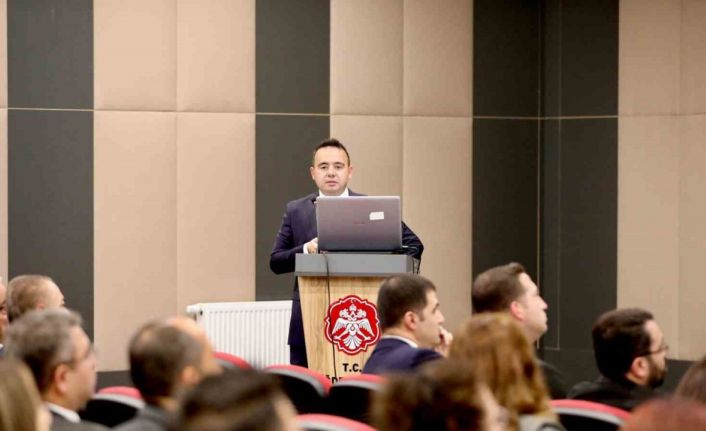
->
xmin=638 ymin=343 xmax=669 ymax=357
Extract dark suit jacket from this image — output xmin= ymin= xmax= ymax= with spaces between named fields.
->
xmin=362 ymin=337 xmax=441 ymax=375
xmin=114 ymin=405 xmax=170 ymax=431
xmin=270 ymin=191 xmax=424 ymax=346
xmin=568 ymin=376 xmax=657 ymax=411
xmin=539 ymin=359 xmax=568 ymax=399
xmin=50 ymin=411 xmax=109 ymax=431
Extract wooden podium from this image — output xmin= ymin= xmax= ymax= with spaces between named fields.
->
xmin=295 ymin=253 xmax=417 ymax=381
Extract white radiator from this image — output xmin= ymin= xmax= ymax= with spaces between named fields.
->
xmin=186 ymin=301 xmax=292 ymax=368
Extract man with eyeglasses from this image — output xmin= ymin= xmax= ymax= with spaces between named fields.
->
xmin=5 ymin=309 xmax=106 ymax=431
xmin=569 ymin=308 xmax=668 ymax=411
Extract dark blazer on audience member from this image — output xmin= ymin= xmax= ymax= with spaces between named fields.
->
xmin=50 ymin=412 xmax=109 ymax=431
xmin=362 ymin=337 xmax=441 ymax=375
xmin=270 ymin=191 xmax=424 ymax=349
xmin=539 ymin=359 xmax=568 ymax=399
xmin=114 ymin=405 xmax=170 ymax=431
xmin=568 ymin=376 xmax=658 ymax=411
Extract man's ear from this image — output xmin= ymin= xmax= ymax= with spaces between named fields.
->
xmin=509 ymin=300 xmax=525 ymax=321
xmin=179 ymin=365 xmax=200 ymax=387
xmin=53 ymin=363 xmax=71 ymax=396
xmin=309 ymin=166 xmax=316 ymax=181
xmin=402 ymin=310 xmax=417 ymax=331
xmin=629 ymin=356 xmax=649 ymax=381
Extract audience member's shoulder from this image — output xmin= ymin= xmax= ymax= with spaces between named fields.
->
xmin=413 ymin=348 xmax=443 ymax=368
xmin=538 ymin=360 xmax=567 ymax=399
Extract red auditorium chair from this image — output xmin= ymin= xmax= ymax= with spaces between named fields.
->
xmin=297 ymin=414 xmax=376 ymax=431
xmin=551 ymin=399 xmax=631 ymax=431
xmin=214 ymin=351 xmax=252 ymax=370
xmin=266 ymin=364 xmax=332 ymax=414
xmin=326 ymin=374 xmax=385 ymax=424
xmin=79 ymin=386 xmax=144 ymax=428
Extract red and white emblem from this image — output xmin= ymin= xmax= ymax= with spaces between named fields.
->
xmin=324 ymin=295 xmax=380 ymax=355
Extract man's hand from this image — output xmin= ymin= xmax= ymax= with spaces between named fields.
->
xmin=306 ymin=237 xmax=319 ymax=254
xmin=435 ymin=326 xmax=453 ymax=357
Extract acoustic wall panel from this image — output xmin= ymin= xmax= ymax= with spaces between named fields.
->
xmin=330 ymin=115 xmax=403 ymax=197
xmin=94 ymin=111 xmax=177 ymax=370
xmin=177 ymin=113 xmax=256 ymax=312
xmin=403 ymin=117 xmax=472 ymax=330
xmin=330 ymin=0 xmax=403 ymax=115
xmin=0 ymin=0 xmax=6 ymax=108
xmin=404 ymin=0 xmax=472 ymax=117
xmin=619 ymin=0 xmax=680 ymax=115
xmin=94 ymin=0 xmax=177 ymax=111
xmin=177 ymin=0 xmax=255 ymax=113
xmin=0 ymin=110 xmax=6 ymax=281
xmin=681 ymin=0 xmax=706 ymax=114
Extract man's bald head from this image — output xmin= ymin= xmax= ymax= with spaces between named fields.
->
xmin=7 ymin=275 xmax=65 ymax=322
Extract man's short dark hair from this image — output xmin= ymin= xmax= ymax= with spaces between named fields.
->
xmin=312 ymin=138 xmax=350 ymax=166
xmin=5 ymin=309 xmax=82 ymax=394
xmin=592 ymin=308 xmax=654 ymax=381
xmin=129 ymin=319 xmax=204 ymax=405
xmin=378 ymin=274 xmax=436 ymax=331
xmin=175 ymin=369 xmax=289 ymax=431
xmin=471 ymin=262 xmax=526 ymax=313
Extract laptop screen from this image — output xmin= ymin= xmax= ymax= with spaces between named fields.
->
xmin=316 ymin=196 xmax=403 ymax=252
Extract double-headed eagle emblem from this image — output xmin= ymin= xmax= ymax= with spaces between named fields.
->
xmin=325 ymin=295 xmax=381 ymax=355
xmin=331 ymin=304 xmax=375 ymax=351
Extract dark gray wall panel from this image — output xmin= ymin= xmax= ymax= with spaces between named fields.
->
xmin=256 ymin=0 xmax=330 ymax=114
xmin=560 ymin=0 xmax=618 ymax=116
xmin=472 ymin=119 xmax=539 ymax=280
xmin=8 ymin=0 xmax=93 ymax=109
xmin=541 ymin=0 xmax=561 ymax=117
xmin=256 ymin=115 xmax=330 ymax=300
xmin=556 ymin=118 xmax=617 ymax=350
xmin=8 ymin=110 xmax=94 ymax=338
xmin=540 ymin=119 xmax=560 ymax=348
xmin=474 ymin=0 xmax=539 ymax=117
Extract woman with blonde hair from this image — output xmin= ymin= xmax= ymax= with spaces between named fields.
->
xmin=450 ymin=313 xmax=562 ymax=431
xmin=0 ymin=360 xmax=51 ymax=431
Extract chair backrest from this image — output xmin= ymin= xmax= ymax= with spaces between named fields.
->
xmin=214 ymin=351 xmax=252 ymax=370
xmin=266 ymin=364 xmax=332 ymax=414
xmin=551 ymin=399 xmax=631 ymax=431
xmin=326 ymin=374 xmax=385 ymax=424
xmin=297 ymin=414 xmax=376 ymax=431
xmin=79 ymin=389 xmax=145 ymax=428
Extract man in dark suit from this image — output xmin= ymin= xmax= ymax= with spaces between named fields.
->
xmin=270 ymin=139 xmax=423 ymax=367
xmin=472 ymin=262 xmax=568 ymax=399
xmin=5 ymin=309 xmax=107 ymax=431
xmin=362 ymin=274 xmax=450 ymax=375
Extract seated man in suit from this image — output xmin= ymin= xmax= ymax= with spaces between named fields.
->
xmin=363 ymin=274 xmax=451 ymax=375
xmin=471 ymin=262 xmax=567 ymax=398
xmin=5 ymin=309 xmax=107 ymax=431
xmin=116 ymin=316 xmax=222 ymax=431
xmin=7 ymin=274 xmax=66 ymax=321
xmin=569 ymin=308 xmax=667 ymax=411
xmin=270 ymin=138 xmax=423 ymax=367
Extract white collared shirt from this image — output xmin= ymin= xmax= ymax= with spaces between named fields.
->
xmin=47 ymin=402 xmax=81 ymax=423
xmin=303 ymin=188 xmax=350 ymax=254
xmin=381 ymin=334 xmax=418 ymax=349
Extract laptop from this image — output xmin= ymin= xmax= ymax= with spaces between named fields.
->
xmin=316 ymin=196 xmax=403 ymax=252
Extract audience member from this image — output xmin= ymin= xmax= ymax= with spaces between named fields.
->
xmin=0 ymin=277 xmax=8 ymax=356
xmin=472 ymin=263 xmax=566 ymax=398
xmin=569 ymin=308 xmax=667 ymax=411
xmin=450 ymin=313 xmax=562 ymax=431
xmin=373 ymin=359 xmax=507 ymax=431
xmin=173 ymin=369 xmax=300 ymax=431
xmin=619 ymin=397 xmax=706 ymax=431
xmin=0 ymin=360 xmax=52 ymax=431
xmin=362 ymin=274 xmax=451 ymax=375
xmin=4 ymin=309 xmax=106 ymax=431
xmin=115 ymin=316 xmax=222 ymax=431
xmin=676 ymin=354 xmax=706 ymax=404
xmin=7 ymin=275 xmax=65 ymax=321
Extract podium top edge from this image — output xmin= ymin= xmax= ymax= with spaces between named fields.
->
xmin=294 ymin=253 xmax=418 ymax=277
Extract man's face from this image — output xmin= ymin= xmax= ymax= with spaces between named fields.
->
xmin=514 ymin=273 xmax=548 ymax=343
xmin=0 ymin=280 xmax=8 ymax=341
xmin=65 ymin=326 xmax=97 ymax=410
xmin=41 ymin=281 xmax=65 ymax=310
xmin=644 ymin=319 xmax=668 ymax=388
xmin=414 ymin=290 xmax=445 ymax=349
xmin=309 ymin=146 xmax=352 ymax=196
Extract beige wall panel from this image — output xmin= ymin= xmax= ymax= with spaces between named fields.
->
xmin=176 ymin=113 xmax=255 ymax=312
xmin=95 ymin=111 xmax=177 ymax=371
xmin=403 ymin=117 xmax=472 ymax=332
xmin=678 ymin=115 xmax=706 ymax=360
xmin=177 ymin=0 xmax=255 ymax=113
xmin=95 ymin=0 xmax=177 ymax=111
xmin=0 ymin=110 xmax=6 ymax=281
xmin=619 ymin=0 xmax=680 ymax=115
xmin=330 ymin=0 xmax=403 ymax=115
xmin=618 ymin=117 xmax=679 ymax=355
xmin=330 ymin=115 xmax=403 ymax=196
xmin=0 ymin=0 xmax=6 ymax=108
xmin=682 ymin=0 xmax=706 ymax=114
xmin=403 ymin=0 xmax=472 ymax=117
